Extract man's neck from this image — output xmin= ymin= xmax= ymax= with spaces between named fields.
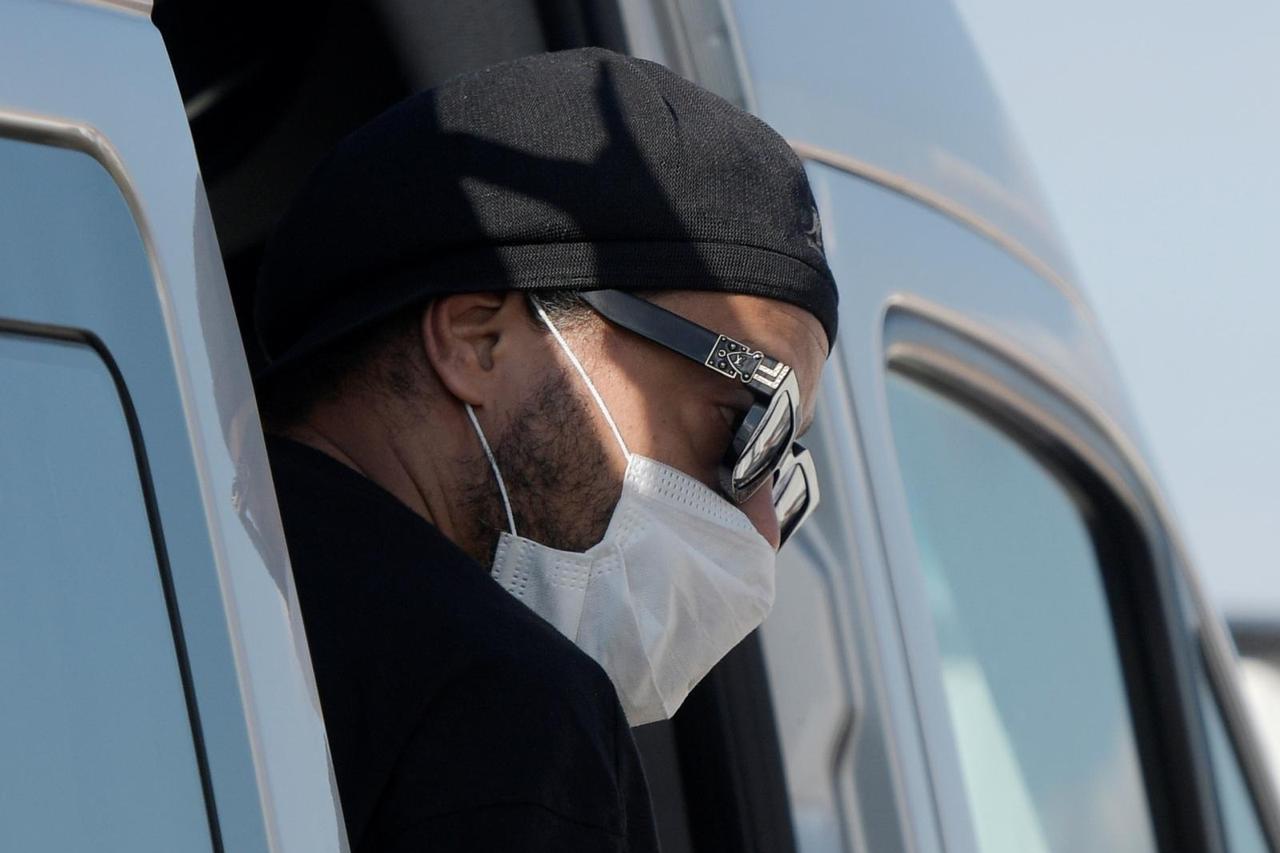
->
xmin=274 ymin=419 xmax=442 ymax=533
xmin=271 ymin=398 xmax=499 ymax=568
xmin=276 ymin=424 xmax=368 ymax=477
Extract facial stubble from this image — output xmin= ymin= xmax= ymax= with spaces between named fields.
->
xmin=460 ymin=370 xmax=621 ymax=567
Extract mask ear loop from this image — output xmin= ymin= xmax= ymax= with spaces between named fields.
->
xmin=529 ymin=294 xmax=632 ymax=462
xmin=464 ymin=402 xmax=518 ymax=537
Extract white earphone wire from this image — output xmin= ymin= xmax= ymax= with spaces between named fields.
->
xmin=464 ymin=402 xmax=518 ymax=536
xmin=529 ymin=295 xmax=632 ymax=461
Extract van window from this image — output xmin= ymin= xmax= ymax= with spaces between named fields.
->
xmin=0 ymin=336 xmax=213 ymax=846
xmin=886 ymin=372 xmax=1159 ymax=853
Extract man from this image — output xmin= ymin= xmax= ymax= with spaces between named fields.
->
xmin=254 ymin=47 xmax=837 ymax=851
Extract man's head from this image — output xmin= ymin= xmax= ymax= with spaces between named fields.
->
xmin=262 ymin=288 xmax=825 ymax=562
xmin=255 ymin=47 xmax=837 ymax=564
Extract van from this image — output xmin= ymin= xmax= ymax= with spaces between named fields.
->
xmin=1 ymin=0 xmax=1276 ymax=850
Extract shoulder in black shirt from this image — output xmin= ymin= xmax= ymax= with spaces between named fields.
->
xmin=266 ymin=437 xmax=659 ymax=852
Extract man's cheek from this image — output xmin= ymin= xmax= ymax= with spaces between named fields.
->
xmin=679 ymin=419 xmax=731 ymax=491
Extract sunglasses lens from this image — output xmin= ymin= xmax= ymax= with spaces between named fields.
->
xmin=730 ymin=388 xmax=796 ymax=498
xmin=773 ymin=445 xmax=819 ymax=547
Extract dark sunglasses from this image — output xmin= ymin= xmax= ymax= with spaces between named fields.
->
xmin=568 ymin=289 xmax=820 ymax=547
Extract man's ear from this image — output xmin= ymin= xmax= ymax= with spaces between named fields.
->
xmin=421 ymin=291 xmax=526 ymax=405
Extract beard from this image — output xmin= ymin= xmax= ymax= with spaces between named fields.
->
xmin=459 ymin=369 xmax=621 ymax=566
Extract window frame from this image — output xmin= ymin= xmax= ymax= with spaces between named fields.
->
xmin=879 ymin=301 xmax=1280 ymax=853
xmin=0 ymin=318 xmax=222 ymax=850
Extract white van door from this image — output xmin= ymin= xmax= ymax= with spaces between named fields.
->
xmin=0 ymin=1 xmax=346 ymax=850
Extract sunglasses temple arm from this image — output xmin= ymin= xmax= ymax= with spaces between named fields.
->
xmin=577 ymin=289 xmax=721 ymax=368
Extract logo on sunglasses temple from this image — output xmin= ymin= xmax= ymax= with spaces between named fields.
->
xmin=707 ymin=335 xmax=765 ymax=382
xmin=727 ymin=349 xmax=763 ymax=378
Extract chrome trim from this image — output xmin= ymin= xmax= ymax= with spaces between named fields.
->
xmin=0 ymin=106 xmax=284 ymax=851
xmin=68 ymin=0 xmax=152 ymax=17
xmin=885 ymin=294 xmax=1280 ymax=849
xmin=885 ymin=295 xmax=1108 ymax=450
xmin=0 ymin=109 xmax=143 ymax=194
xmin=882 ymin=293 xmax=1183 ymax=560
xmin=885 ymin=339 xmax=1138 ymax=517
xmin=790 ymin=139 xmax=1090 ymax=318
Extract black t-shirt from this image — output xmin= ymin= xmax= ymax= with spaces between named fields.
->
xmin=267 ymin=437 xmax=659 ymax=852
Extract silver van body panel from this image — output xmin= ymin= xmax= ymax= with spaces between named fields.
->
xmin=707 ymin=1 xmax=1280 ymax=849
xmin=0 ymin=0 xmax=346 ymax=849
xmin=726 ymin=0 xmax=1079 ymax=301
xmin=778 ymin=162 xmax=1280 ymax=850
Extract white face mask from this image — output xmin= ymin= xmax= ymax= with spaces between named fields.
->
xmin=463 ymin=297 xmax=777 ymax=726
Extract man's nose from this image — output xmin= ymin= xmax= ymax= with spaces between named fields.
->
xmin=739 ymin=482 xmax=781 ymax=550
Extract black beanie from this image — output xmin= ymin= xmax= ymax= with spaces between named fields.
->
xmin=256 ymin=47 xmax=838 ymax=371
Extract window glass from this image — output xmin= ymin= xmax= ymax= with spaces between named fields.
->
xmin=1198 ymin=668 xmax=1269 ymax=853
xmin=0 ymin=333 xmax=212 ymax=851
xmin=886 ymin=372 xmax=1159 ymax=853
